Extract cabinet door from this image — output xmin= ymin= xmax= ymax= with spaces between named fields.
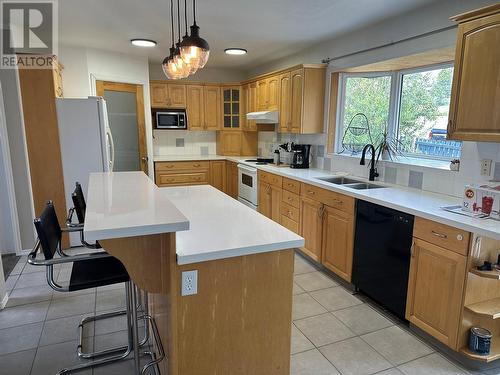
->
xmin=299 ymin=197 xmax=324 ymax=262
xmin=270 ymin=184 xmax=282 ymax=223
xmin=204 ymin=86 xmax=221 ymax=130
xmin=257 ymin=79 xmax=268 ymax=111
xmin=186 ymin=85 xmax=204 ymax=130
xmin=267 ymin=75 xmax=280 ymax=110
xmin=406 ymin=238 xmax=467 ymax=349
xmin=217 ymin=131 xmax=241 ymax=155
xmin=210 ymin=160 xmax=226 ymax=191
xmin=258 ymin=182 xmax=272 ymax=219
xmin=322 ymin=206 xmax=354 ymax=282
xmin=150 ymin=83 xmax=168 ymax=107
xmin=290 ymin=68 xmax=303 ymax=133
xmin=225 ymin=161 xmax=238 ymax=198
xmin=167 ymin=84 xmax=187 ymax=108
xmin=279 ymin=72 xmax=291 ymax=133
xmin=247 ymin=83 xmax=258 ymax=130
xmin=448 ymin=12 xmax=500 ymax=142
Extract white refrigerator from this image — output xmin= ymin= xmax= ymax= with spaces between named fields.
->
xmin=56 ymin=96 xmax=114 ymax=246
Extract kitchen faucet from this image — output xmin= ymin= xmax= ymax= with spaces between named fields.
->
xmin=360 ymin=144 xmax=379 ymax=181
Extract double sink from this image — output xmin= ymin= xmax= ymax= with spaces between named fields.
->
xmin=315 ymin=176 xmax=386 ymax=190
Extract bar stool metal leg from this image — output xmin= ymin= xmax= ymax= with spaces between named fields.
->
xmin=130 ymin=281 xmax=141 ymax=374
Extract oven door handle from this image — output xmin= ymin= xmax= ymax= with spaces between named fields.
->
xmin=237 ymin=164 xmax=257 ymax=174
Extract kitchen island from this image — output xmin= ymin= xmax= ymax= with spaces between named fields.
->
xmin=83 ymin=171 xmax=304 ymax=375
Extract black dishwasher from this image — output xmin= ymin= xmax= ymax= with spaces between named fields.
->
xmin=352 ymin=200 xmax=414 ymax=320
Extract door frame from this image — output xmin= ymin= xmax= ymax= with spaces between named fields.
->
xmin=95 ymin=80 xmax=148 ymax=175
xmin=0 ymin=82 xmax=22 ymax=255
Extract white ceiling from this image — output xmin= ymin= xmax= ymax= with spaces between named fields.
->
xmin=59 ymin=0 xmax=439 ymax=70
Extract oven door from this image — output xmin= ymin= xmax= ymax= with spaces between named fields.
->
xmin=156 ymin=112 xmax=186 ymax=129
xmin=237 ymin=164 xmax=258 ymax=207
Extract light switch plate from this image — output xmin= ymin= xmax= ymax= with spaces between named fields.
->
xmin=481 ymin=159 xmax=492 ymax=176
xmin=181 ymin=270 xmax=198 ymax=296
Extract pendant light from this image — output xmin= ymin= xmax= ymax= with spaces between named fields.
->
xmin=180 ymin=0 xmax=198 ymax=74
xmin=162 ymin=0 xmax=179 ymax=79
xmin=180 ymin=0 xmax=210 ymax=69
xmin=173 ymin=0 xmax=190 ymax=78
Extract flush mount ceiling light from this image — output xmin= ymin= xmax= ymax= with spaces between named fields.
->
xmin=180 ymin=0 xmax=210 ymax=69
xmin=224 ymin=48 xmax=247 ymax=55
xmin=130 ymin=39 xmax=157 ymax=47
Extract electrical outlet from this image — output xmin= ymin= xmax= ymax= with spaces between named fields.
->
xmin=481 ymin=159 xmax=492 ymax=176
xmin=181 ymin=270 xmax=198 ymax=296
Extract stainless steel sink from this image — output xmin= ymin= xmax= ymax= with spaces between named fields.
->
xmin=347 ymin=183 xmax=386 ymax=190
xmin=316 ymin=176 xmax=363 ymax=185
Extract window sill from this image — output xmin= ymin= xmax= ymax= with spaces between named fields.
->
xmin=330 ymin=153 xmax=456 ymax=172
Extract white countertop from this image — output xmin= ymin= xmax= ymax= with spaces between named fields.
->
xmin=84 ymin=172 xmax=190 ymax=241
xmin=154 ymin=154 xmax=500 ymax=240
xmin=160 ymin=185 xmax=305 ymax=264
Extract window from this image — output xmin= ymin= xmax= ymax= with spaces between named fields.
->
xmin=336 ymin=64 xmax=461 ymax=161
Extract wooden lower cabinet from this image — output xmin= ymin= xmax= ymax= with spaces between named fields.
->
xmin=406 ymin=238 xmax=467 ymax=349
xmin=258 ymin=181 xmax=281 ymax=222
xmin=299 ymin=197 xmax=324 ymax=262
xmin=321 ymin=206 xmax=354 ymax=282
xmin=225 ymin=161 xmax=238 ymax=198
xmin=209 ymin=160 xmax=226 ymax=191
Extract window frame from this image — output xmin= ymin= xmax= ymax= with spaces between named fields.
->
xmin=334 ymin=62 xmax=457 ymax=161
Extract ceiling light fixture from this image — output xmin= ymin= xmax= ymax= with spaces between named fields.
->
xmin=180 ymin=0 xmax=210 ymax=70
xmin=130 ymin=39 xmax=157 ymax=47
xmin=162 ymin=0 xmax=187 ymax=79
xmin=224 ymin=48 xmax=247 ymax=55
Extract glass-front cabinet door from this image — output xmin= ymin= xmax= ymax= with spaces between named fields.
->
xmin=223 ymin=87 xmax=240 ymax=130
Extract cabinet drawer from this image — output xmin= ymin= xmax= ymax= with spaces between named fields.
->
xmin=155 ymin=172 xmax=209 ymax=186
xmin=155 ymin=161 xmax=210 ymax=172
xmin=258 ymin=171 xmax=282 ymax=188
xmin=281 ymin=215 xmax=299 ymax=234
xmin=413 ymin=217 xmax=470 ymax=256
xmin=282 ymin=190 xmax=300 ymax=209
xmin=300 ymin=183 xmax=354 ymax=214
xmin=281 ymin=202 xmax=300 ymax=222
xmin=283 ymin=177 xmax=300 ymax=194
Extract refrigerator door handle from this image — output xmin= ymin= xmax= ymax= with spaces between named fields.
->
xmin=107 ymin=129 xmax=115 ymax=171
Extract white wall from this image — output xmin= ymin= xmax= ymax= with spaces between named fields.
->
xmin=59 ymin=45 xmax=155 ymax=176
xmin=254 ymin=0 xmax=500 ymax=198
xmin=149 ymin=63 xmax=247 ymax=83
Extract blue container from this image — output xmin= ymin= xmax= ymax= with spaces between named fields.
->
xmin=469 ymin=327 xmax=492 ymax=355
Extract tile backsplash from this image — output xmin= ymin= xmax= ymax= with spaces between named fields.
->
xmin=153 ymin=130 xmax=217 ymax=156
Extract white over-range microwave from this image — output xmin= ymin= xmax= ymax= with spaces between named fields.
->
xmin=155 ymin=110 xmax=187 ymax=129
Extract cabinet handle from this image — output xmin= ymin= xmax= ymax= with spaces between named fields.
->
xmin=410 ymin=240 xmax=415 ymax=257
xmin=287 ymin=197 xmax=293 ymax=202
xmin=332 ymin=198 xmax=343 ymax=205
xmin=431 ymin=231 xmax=447 ymax=239
xmin=193 ymin=163 xmax=201 ymax=167
xmin=165 ymin=165 xmax=174 ymax=169
xmin=287 ymin=183 xmax=294 ymax=187
xmin=317 ymin=204 xmax=325 ymax=218
xmin=307 ymin=190 xmax=315 ymax=195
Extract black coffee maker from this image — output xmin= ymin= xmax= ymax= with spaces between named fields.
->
xmin=290 ymin=144 xmax=311 ymax=169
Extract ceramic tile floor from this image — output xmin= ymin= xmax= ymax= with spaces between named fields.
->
xmin=1 ymin=250 xmax=499 ymax=375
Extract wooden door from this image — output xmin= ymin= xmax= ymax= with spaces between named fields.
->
xmin=299 ymin=197 xmax=324 ymax=262
xmin=270 ymin=185 xmax=282 ymax=223
xmin=279 ymin=72 xmax=291 ymax=132
xmin=204 ymin=86 xmax=221 ymax=130
xmin=167 ymin=84 xmax=187 ymax=108
xmin=267 ymin=76 xmax=280 ymax=111
xmin=150 ymin=83 xmax=168 ymax=107
xmin=210 ymin=161 xmax=226 ymax=191
xmin=290 ymin=68 xmax=303 ymax=133
xmin=96 ymin=81 xmax=148 ymax=174
xmin=257 ymin=79 xmax=268 ymax=111
xmin=406 ymin=238 xmax=467 ymax=349
xmin=258 ymin=182 xmax=272 ymax=218
xmin=322 ymin=206 xmax=354 ymax=282
xmin=448 ymin=11 xmax=500 ymax=141
xmin=186 ymin=85 xmax=204 ymax=130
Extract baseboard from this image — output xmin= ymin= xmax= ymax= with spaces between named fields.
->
xmin=0 ymin=292 xmax=9 ymax=309
xmin=18 ymin=248 xmax=31 ymax=256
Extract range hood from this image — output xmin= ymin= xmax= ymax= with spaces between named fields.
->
xmin=246 ymin=110 xmax=279 ymax=124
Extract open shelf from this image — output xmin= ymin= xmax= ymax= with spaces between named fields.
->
xmin=461 ymin=340 xmax=500 ymax=363
xmin=465 ymin=298 xmax=500 ymax=319
xmin=470 ymin=269 xmax=500 ymax=280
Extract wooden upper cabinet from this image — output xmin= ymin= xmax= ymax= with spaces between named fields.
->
xmin=267 ymin=76 xmax=279 ymax=110
xmin=186 ymin=85 xmax=204 ymax=130
xmin=279 ymin=72 xmax=291 ymax=132
xmin=150 ymin=82 xmax=187 ymax=108
xmin=322 ymin=206 xmax=354 ymax=282
xmin=406 ymin=238 xmax=467 ymax=349
xmin=256 ymin=79 xmax=268 ymax=111
xmin=290 ymin=68 xmax=303 ymax=133
xmin=204 ymin=86 xmax=221 ymax=130
xmin=222 ymin=87 xmax=241 ymax=130
xmin=448 ymin=5 xmax=500 ymax=142
xmin=300 ymin=196 xmax=324 ymax=262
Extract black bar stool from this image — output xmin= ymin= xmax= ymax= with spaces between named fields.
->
xmin=29 ymin=201 xmax=164 ymax=374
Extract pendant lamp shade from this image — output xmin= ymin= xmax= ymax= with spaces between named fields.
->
xmin=180 ymin=0 xmax=210 ymax=69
